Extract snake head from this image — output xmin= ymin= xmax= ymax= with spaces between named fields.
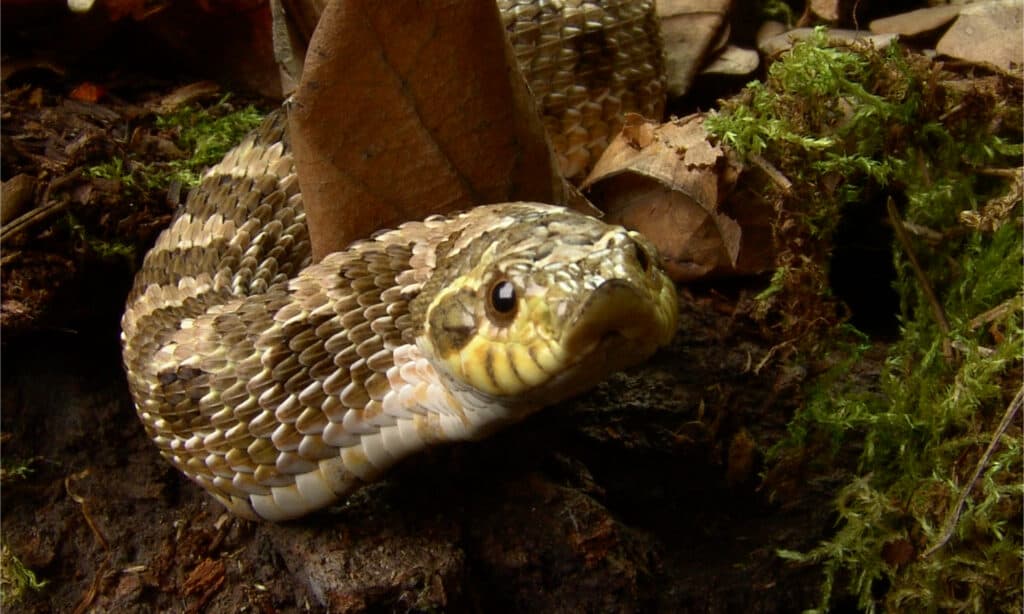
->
xmin=417 ymin=203 xmax=677 ymax=434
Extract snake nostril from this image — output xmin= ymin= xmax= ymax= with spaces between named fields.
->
xmin=633 ymin=240 xmax=650 ymax=272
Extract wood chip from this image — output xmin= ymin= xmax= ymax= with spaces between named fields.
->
xmin=1 ymin=174 xmax=37 ymax=226
xmin=182 ymin=557 xmax=226 ymax=597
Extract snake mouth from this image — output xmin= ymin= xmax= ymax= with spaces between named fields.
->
xmin=563 ymin=278 xmax=676 ymax=359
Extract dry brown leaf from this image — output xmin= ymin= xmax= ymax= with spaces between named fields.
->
xmin=869 ymin=5 xmax=962 ymax=37
xmin=99 ymin=0 xmax=169 ymax=20
xmin=701 ymin=45 xmax=760 ymax=76
xmin=656 ymin=0 xmax=731 ymax=97
xmin=809 ymin=0 xmax=840 ymax=22
xmin=289 ymin=0 xmax=566 ymax=261
xmin=69 ymin=82 xmax=106 ymax=103
xmin=596 ymin=179 xmax=741 ymax=281
xmin=583 ymin=114 xmax=772 ymax=282
xmin=756 ymin=21 xmax=787 ymax=49
xmin=936 ymin=0 xmax=1024 ymax=75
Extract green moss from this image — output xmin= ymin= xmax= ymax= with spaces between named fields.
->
xmin=84 ymin=95 xmax=265 ymax=195
xmin=154 ymin=99 xmax=265 ymax=188
xmin=1 ymin=461 xmax=45 ymax=606
xmin=0 ymin=542 xmax=45 ymax=606
xmin=759 ymin=0 xmax=796 ymax=26
xmin=0 ymin=458 xmax=34 ymax=482
xmin=709 ymin=29 xmax=1022 ymax=612
xmin=805 ymin=225 xmax=1021 ymax=612
xmin=65 ymin=213 xmax=136 ymax=263
xmin=706 ymin=31 xmax=926 ymax=241
xmin=84 ymin=156 xmax=136 ymax=187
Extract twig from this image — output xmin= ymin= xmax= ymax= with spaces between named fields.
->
xmin=0 ymin=168 xmax=82 ymax=243
xmin=969 ymin=295 xmax=1023 ymax=331
xmin=900 ymin=220 xmax=944 ymax=242
xmin=887 ymin=197 xmax=954 ymax=361
xmin=921 ymin=386 xmax=1023 ymax=559
xmin=66 ymin=468 xmax=112 ymax=614
xmin=938 ymin=102 xmax=965 ymax=123
xmin=975 ymin=167 xmax=1023 ymax=178
xmin=0 ymin=199 xmax=70 ymax=244
xmin=0 ymin=250 xmax=22 ymax=266
xmin=750 ymin=152 xmax=793 ymax=193
xmin=950 ymin=340 xmax=995 ymax=357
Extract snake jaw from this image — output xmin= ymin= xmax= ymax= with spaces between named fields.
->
xmin=525 ymin=267 xmax=677 ymax=407
xmin=563 ymin=277 xmax=677 ymax=358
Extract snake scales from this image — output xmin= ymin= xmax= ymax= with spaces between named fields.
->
xmin=121 ymin=0 xmax=676 ymax=521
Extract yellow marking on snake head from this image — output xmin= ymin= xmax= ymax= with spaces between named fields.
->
xmin=420 ymin=204 xmax=676 ymax=405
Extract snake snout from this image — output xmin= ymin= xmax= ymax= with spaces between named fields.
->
xmin=563 ymin=278 xmax=672 ymax=357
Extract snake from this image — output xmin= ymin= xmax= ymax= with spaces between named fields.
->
xmin=121 ymin=0 xmax=676 ymax=521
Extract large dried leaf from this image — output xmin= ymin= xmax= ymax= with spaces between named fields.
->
xmin=583 ymin=114 xmax=772 ymax=281
xmin=289 ymin=0 xmax=566 ymax=261
xmin=809 ymin=0 xmax=840 ymax=22
xmin=656 ymin=0 xmax=731 ymax=97
xmin=701 ymin=45 xmax=759 ymax=76
xmin=936 ymin=0 xmax=1024 ymax=75
xmin=869 ymin=5 xmax=962 ymax=37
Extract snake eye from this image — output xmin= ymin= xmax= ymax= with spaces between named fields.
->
xmin=487 ymin=279 xmax=517 ymax=324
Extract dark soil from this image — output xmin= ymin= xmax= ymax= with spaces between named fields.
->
xmin=2 ymin=285 xmax=856 ymax=612
xmin=1 ymin=35 xmax=863 ymax=614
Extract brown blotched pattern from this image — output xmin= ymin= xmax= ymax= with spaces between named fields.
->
xmin=122 ymin=1 xmax=675 ymax=521
xmin=500 ymin=0 xmax=665 ymax=178
xmin=124 ymin=171 xmax=677 ymax=521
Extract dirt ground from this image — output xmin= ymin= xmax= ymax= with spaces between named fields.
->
xmin=3 ymin=287 xmax=858 ymax=612
xmin=1 ymin=26 xmax=862 ymax=614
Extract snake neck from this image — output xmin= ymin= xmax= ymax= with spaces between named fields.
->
xmin=120 ymin=200 xmax=536 ymax=521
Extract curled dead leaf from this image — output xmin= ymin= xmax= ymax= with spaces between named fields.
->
xmin=583 ymin=114 xmax=774 ymax=282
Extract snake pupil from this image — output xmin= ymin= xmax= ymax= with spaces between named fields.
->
xmin=489 ymin=280 xmax=517 ymax=318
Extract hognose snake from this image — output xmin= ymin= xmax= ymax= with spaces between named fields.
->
xmin=121 ymin=0 xmax=677 ymax=521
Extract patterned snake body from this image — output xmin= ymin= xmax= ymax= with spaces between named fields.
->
xmin=122 ymin=1 xmax=675 ymax=521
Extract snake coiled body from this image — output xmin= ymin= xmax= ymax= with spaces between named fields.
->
xmin=122 ymin=1 xmax=675 ymax=521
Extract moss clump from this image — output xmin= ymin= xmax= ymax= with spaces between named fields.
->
xmin=758 ymin=0 xmax=796 ymax=26
xmin=708 ymin=30 xmax=1022 ymax=611
xmin=0 ymin=542 xmax=45 ymax=606
xmin=780 ymin=224 xmax=1021 ymax=612
xmin=153 ymin=99 xmax=265 ymax=187
xmin=85 ymin=96 xmax=264 ymax=195
xmin=77 ymin=95 xmax=265 ymax=266
xmin=64 ymin=213 xmax=137 ymax=263
xmin=0 ymin=457 xmax=35 ymax=483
